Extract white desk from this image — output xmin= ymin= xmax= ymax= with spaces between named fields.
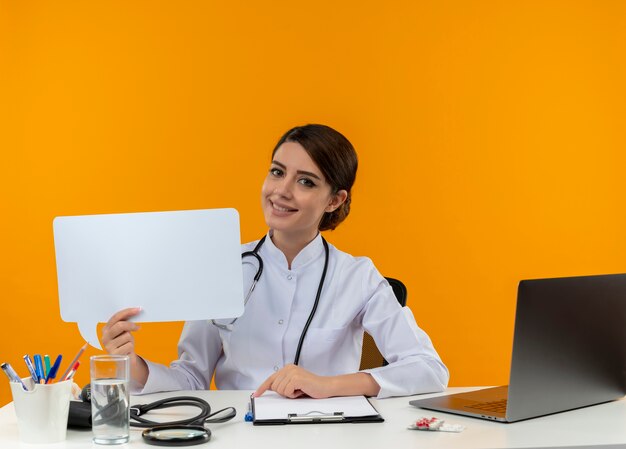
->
xmin=0 ymin=388 xmax=624 ymax=448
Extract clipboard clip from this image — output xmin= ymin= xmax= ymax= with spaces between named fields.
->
xmin=287 ymin=411 xmax=345 ymax=423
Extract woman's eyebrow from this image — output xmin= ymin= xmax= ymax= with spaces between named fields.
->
xmin=297 ymin=170 xmax=322 ymax=180
xmin=271 ymin=160 xmax=322 ymax=180
xmin=271 ymin=160 xmax=287 ymax=169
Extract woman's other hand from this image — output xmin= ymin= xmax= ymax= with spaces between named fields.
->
xmin=253 ymin=364 xmax=330 ymax=399
xmin=253 ymin=365 xmax=380 ymax=399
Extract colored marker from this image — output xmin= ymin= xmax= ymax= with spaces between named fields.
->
xmin=45 ymin=355 xmax=63 ymax=384
xmin=62 ymin=361 xmax=80 ymax=381
xmin=43 ymin=355 xmax=51 ymax=378
xmin=34 ymin=355 xmax=45 ymax=384
xmin=23 ymin=355 xmax=39 ymax=384
xmin=60 ymin=342 xmax=88 ymax=381
xmin=1 ymin=362 xmax=28 ymax=391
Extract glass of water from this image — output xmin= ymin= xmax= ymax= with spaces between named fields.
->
xmin=90 ymin=355 xmax=130 ymax=445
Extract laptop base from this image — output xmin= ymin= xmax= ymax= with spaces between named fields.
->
xmin=410 ymin=386 xmax=509 ymax=422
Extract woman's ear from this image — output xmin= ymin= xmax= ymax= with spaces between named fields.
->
xmin=326 ymin=190 xmax=348 ymax=213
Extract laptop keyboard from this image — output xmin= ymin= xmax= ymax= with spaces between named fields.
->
xmin=466 ymin=399 xmax=508 ymax=414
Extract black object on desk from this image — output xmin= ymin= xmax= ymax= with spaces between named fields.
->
xmin=68 ymin=401 xmax=92 ymax=428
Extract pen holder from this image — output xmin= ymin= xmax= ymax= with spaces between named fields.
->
xmin=9 ymin=377 xmax=73 ymax=444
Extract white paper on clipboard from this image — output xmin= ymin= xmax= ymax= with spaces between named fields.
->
xmin=253 ymin=391 xmax=380 ymax=421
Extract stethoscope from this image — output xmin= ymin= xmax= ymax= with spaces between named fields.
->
xmin=82 ymin=383 xmax=236 ymax=446
xmin=212 ymin=234 xmax=330 ymax=366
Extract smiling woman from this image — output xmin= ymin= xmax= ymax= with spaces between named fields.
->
xmin=261 ymin=125 xmax=355 ymax=267
xmin=101 ymin=124 xmax=449 ymax=400
xmin=262 ymin=141 xmax=346 ymax=266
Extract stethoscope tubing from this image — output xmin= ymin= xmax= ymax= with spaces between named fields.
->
xmin=212 ymin=239 xmax=265 ymax=330
xmin=293 ymin=237 xmax=329 ymax=365
xmin=212 ymin=234 xmax=330 ymax=366
xmin=130 ymin=396 xmax=236 ymax=427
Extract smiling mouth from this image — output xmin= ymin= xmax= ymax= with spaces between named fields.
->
xmin=271 ymin=201 xmax=297 ymax=212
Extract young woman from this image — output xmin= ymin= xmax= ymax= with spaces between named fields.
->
xmin=102 ymin=124 xmax=449 ymax=399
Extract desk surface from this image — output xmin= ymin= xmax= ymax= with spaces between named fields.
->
xmin=1 ymin=387 xmax=625 ymax=449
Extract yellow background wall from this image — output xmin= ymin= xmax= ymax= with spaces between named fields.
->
xmin=1 ymin=1 xmax=625 ymax=406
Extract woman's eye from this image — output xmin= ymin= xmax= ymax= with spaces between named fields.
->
xmin=298 ymin=178 xmax=316 ymax=188
xmin=269 ymin=167 xmax=283 ymax=177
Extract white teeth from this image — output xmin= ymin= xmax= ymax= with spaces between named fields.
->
xmin=272 ymin=202 xmax=295 ymax=212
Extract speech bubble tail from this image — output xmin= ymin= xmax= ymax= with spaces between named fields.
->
xmin=78 ymin=319 xmax=102 ymax=350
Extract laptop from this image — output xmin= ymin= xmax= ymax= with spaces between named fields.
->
xmin=410 ymin=273 xmax=626 ymax=422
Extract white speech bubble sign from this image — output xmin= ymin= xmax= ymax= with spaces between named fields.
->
xmin=53 ymin=208 xmax=245 ymax=349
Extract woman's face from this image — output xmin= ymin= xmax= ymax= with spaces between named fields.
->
xmin=261 ymin=141 xmax=343 ymax=240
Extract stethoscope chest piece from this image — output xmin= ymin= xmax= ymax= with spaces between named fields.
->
xmin=142 ymin=425 xmax=211 ymax=446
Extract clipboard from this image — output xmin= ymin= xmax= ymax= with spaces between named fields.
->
xmin=251 ymin=392 xmax=384 ymax=425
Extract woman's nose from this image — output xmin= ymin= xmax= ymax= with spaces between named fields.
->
xmin=273 ymin=177 xmax=293 ymax=197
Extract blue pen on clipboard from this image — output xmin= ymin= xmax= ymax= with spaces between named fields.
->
xmin=1 ymin=362 xmax=28 ymax=391
xmin=23 ymin=355 xmax=39 ymax=383
xmin=245 ymin=396 xmax=254 ymax=422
